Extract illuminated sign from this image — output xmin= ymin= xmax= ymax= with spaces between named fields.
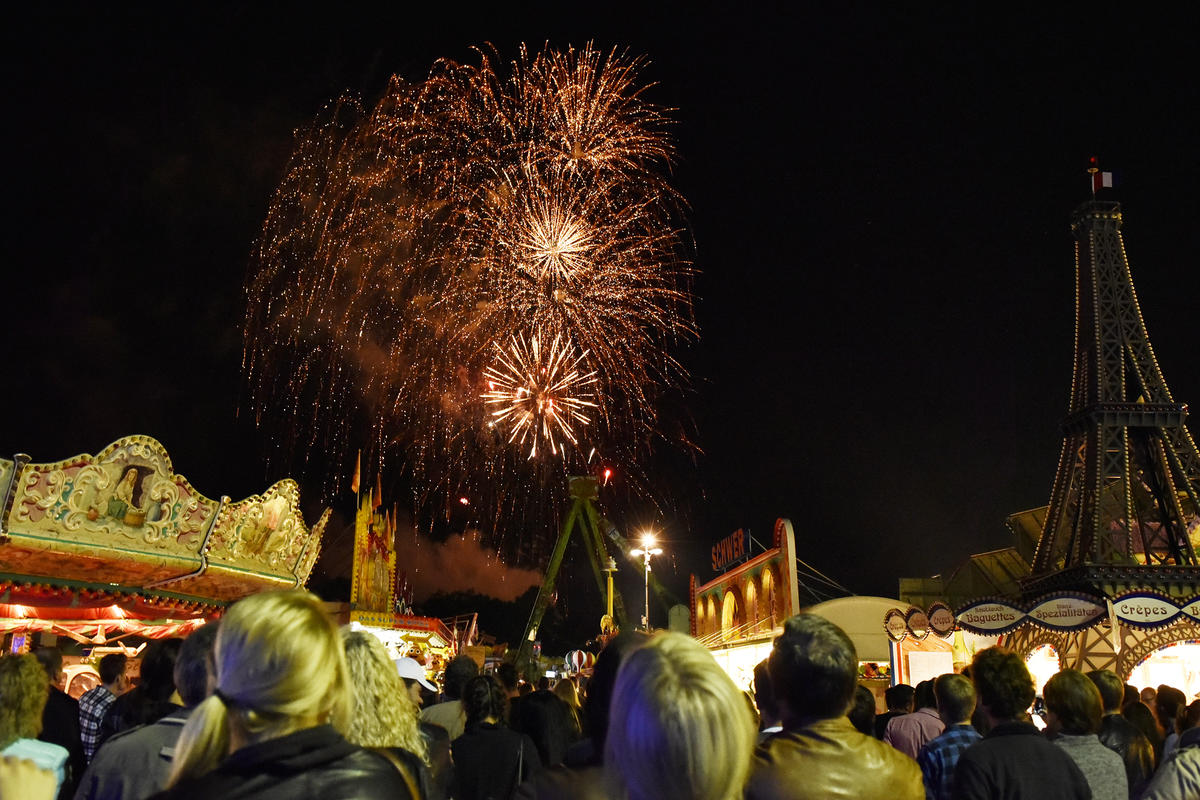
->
xmin=712 ymin=528 xmax=749 ymax=572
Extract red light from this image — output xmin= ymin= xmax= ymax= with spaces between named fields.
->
xmin=602 ymin=468 xmax=612 ymax=484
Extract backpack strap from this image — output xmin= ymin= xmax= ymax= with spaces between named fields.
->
xmin=371 ymin=747 xmax=423 ymax=800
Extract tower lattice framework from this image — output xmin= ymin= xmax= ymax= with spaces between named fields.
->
xmin=1028 ymin=201 xmax=1200 ymax=591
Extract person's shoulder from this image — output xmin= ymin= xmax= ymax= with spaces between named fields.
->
xmin=2 ymin=737 xmax=69 ymax=773
xmin=514 ymin=764 xmax=606 ymax=800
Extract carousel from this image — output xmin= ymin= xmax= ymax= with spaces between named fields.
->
xmin=0 ymin=435 xmax=328 ymax=692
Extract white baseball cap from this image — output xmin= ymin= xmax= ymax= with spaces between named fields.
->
xmin=395 ymin=657 xmax=436 ymax=692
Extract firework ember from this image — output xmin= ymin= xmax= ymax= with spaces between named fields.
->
xmin=243 ymin=43 xmax=694 ymax=549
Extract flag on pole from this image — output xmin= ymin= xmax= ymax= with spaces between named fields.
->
xmin=1093 ymin=171 xmax=1114 ymax=191
xmin=350 ymin=449 xmax=361 ymax=495
xmin=372 ymin=471 xmax=382 ymax=510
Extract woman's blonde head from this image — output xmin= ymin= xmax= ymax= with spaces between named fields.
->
xmin=168 ymin=590 xmax=351 ymax=786
xmin=605 ymin=632 xmax=755 ymax=800
xmin=341 ymin=628 xmax=428 ymax=763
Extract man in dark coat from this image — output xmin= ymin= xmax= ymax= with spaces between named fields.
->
xmin=952 ymin=648 xmax=1090 ymax=800
xmin=35 ymin=647 xmax=87 ymax=800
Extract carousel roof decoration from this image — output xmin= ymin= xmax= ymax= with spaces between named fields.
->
xmin=0 ymin=435 xmax=329 ymax=621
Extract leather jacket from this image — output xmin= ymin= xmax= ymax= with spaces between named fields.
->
xmin=146 ymin=725 xmax=417 ymax=800
xmin=744 ymin=716 xmax=923 ymax=800
xmin=1097 ymin=711 xmax=1154 ymax=796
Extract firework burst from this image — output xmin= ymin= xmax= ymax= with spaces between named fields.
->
xmin=483 ymin=330 xmax=598 ymax=458
xmin=244 ymin=43 xmax=695 ymax=557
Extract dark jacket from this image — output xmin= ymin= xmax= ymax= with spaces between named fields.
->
xmin=74 ymin=707 xmax=190 ymax=800
xmin=146 ymin=725 xmax=416 ymax=800
xmin=420 ymin=720 xmax=454 ymax=800
xmin=98 ymin=689 xmax=180 ymax=748
xmin=744 ymin=715 xmax=923 ymax=800
xmin=40 ymin=686 xmax=86 ymax=800
xmin=452 ymin=721 xmax=542 ymax=800
xmin=1097 ymin=710 xmax=1155 ymax=796
xmin=952 ymin=720 xmax=1091 ymax=800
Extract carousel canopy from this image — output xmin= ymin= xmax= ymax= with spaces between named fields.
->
xmin=0 ymin=435 xmax=328 ymax=619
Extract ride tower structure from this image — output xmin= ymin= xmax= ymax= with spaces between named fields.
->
xmin=1024 ymin=198 xmax=1200 ymax=598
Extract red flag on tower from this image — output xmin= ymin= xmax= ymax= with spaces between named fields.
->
xmin=372 ymin=471 xmax=382 ymax=510
xmin=350 ymin=450 xmax=361 ymax=495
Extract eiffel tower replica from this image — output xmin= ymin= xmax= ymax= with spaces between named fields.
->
xmin=1023 ymin=189 xmax=1200 ymax=600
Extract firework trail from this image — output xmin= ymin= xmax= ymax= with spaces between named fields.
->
xmin=244 ymin=43 xmax=695 ymax=557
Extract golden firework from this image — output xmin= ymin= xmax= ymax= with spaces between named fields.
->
xmin=243 ymin=43 xmax=695 ymax=550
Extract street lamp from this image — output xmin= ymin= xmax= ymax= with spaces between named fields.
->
xmin=629 ymin=533 xmax=662 ymax=631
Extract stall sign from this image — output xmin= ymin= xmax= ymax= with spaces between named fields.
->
xmin=956 ymin=600 xmax=1026 ymax=635
xmin=1113 ymin=592 xmax=1183 ymax=629
xmin=1027 ymin=594 xmax=1105 ymax=632
xmin=1182 ymin=597 xmax=1200 ymax=623
xmin=928 ymin=603 xmax=956 ymax=637
xmin=712 ymin=528 xmax=749 ymax=572
xmin=905 ymin=608 xmax=931 ymax=640
xmin=884 ymin=609 xmax=908 ymax=642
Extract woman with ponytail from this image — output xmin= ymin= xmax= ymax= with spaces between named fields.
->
xmin=147 ymin=590 xmax=417 ymax=799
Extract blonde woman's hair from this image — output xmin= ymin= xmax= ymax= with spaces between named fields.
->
xmin=340 ymin=628 xmax=428 ymax=764
xmin=605 ymin=632 xmax=756 ymax=800
xmin=0 ymin=654 xmax=49 ymax=748
xmin=167 ymin=590 xmax=352 ymax=787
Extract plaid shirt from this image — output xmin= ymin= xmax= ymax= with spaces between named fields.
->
xmin=78 ymin=685 xmax=116 ymax=762
xmin=917 ymin=723 xmax=981 ymax=800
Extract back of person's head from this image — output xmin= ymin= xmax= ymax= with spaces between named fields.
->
xmin=847 ymin=685 xmax=876 ymax=735
xmin=0 ymin=654 xmax=49 ymax=748
xmin=98 ymin=653 xmax=128 ymax=687
xmin=585 ymin=630 xmax=649 ymax=751
xmin=1124 ymin=701 xmax=1162 ymax=748
xmin=752 ymin=659 xmax=779 ymax=725
xmin=1044 ymin=669 xmax=1102 ymax=735
xmin=1122 ymin=683 xmax=1139 ymax=710
xmin=1086 ymin=669 xmax=1124 ymax=714
xmin=768 ymin=614 xmax=857 ymax=722
xmin=536 ymin=676 xmax=550 ymax=691
xmin=443 ymin=655 xmax=479 ymax=701
xmin=32 ymin=647 xmax=63 ymax=684
xmin=1183 ymin=700 xmax=1200 ymax=732
xmin=1155 ymin=685 xmax=1186 ymax=731
xmin=913 ymin=679 xmax=936 ymax=711
xmin=167 ymin=590 xmax=351 ymax=787
xmin=885 ymin=683 xmax=915 ymax=712
xmin=511 ymin=689 xmax=577 ymax=766
xmin=496 ymin=662 xmax=519 ymax=695
xmin=140 ymin=638 xmax=184 ymax=702
xmin=553 ymin=676 xmax=580 ymax=710
xmin=462 ymin=674 xmax=507 ymax=727
xmin=1140 ymin=686 xmax=1157 ymax=705
xmin=969 ymin=647 xmax=1034 ymax=722
xmin=175 ymin=624 xmax=219 ymax=707
xmin=518 ymin=681 xmax=533 ymax=696
xmin=605 ymin=632 xmax=755 ymax=800
xmin=341 ymin=629 xmax=427 ymax=763
xmin=934 ymin=673 xmax=976 ymax=725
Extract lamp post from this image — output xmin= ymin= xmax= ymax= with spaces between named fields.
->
xmin=629 ymin=534 xmax=662 ymax=631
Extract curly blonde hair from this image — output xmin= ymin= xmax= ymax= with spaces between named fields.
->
xmin=0 ymin=654 xmax=49 ymax=748
xmin=341 ymin=629 xmax=428 ymax=764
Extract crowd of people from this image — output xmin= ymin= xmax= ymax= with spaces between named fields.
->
xmin=1 ymin=590 xmax=1197 ymax=799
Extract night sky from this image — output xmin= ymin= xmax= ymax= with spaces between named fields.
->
xmin=6 ymin=5 xmax=1199 ymax=616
